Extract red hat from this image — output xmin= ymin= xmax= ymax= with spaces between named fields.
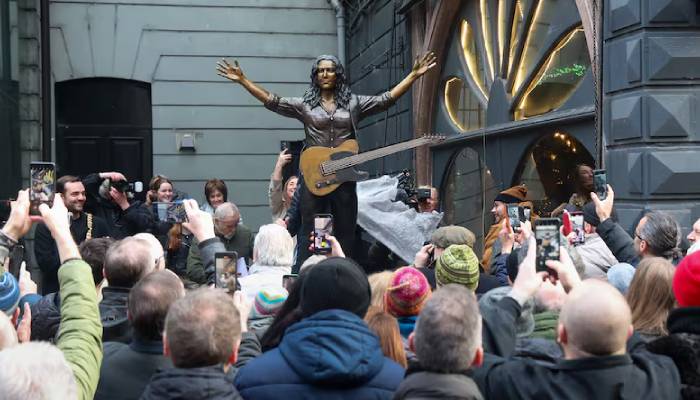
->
xmin=385 ymin=267 xmax=431 ymax=317
xmin=673 ymin=251 xmax=700 ymax=307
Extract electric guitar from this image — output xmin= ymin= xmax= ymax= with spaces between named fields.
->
xmin=299 ymin=135 xmax=445 ymax=196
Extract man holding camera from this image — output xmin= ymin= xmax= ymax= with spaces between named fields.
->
xmin=82 ymin=171 xmax=153 ymax=239
xmin=34 ymin=175 xmax=110 ymax=294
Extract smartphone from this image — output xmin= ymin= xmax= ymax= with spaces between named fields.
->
xmin=593 ymin=169 xmax=607 ymax=200
xmin=8 ymin=245 xmax=24 ymax=280
xmin=30 ymin=162 xmax=56 ymax=213
xmin=313 ymin=214 xmax=333 ymax=254
xmin=570 ymin=211 xmax=585 ymax=246
xmin=535 ymin=218 xmax=561 ymax=274
xmin=280 ymin=141 xmax=290 ymax=152
xmin=152 ymin=201 xmax=188 ymax=223
xmin=523 ymin=206 xmax=531 ymax=221
xmin=215 ymin=251 xmax=238 ymax=291
xmin=282 ymin=274 xmax=298 ymax=291
xmin=507 ymin=204 xmax=521 ymax=232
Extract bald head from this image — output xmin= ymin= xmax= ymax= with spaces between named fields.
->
xmin=558 ymin=280 xmax=632 ymax=358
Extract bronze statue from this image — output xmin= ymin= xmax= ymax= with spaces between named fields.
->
xmin=217 ymin=52 xmax=436 ymax=265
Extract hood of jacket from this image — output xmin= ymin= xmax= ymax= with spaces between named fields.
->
xmin=30 ymin=292 xmax=61 ymax=342
xmin=141 ymin=365 xmax=241 ymax=400
xmin=278 ymin=309 xmax=385 ymax=386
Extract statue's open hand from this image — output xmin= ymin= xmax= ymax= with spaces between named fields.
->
xmin=216 ymin=58 xmax=245 ymax=83
xmin=412 ymin=51 xmax=437 ymax=77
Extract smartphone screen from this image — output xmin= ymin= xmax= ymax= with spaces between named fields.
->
xmin=215 ymin=251 xmax=238 ymax=291
xmin=593 ymin=169 xmax=607 ymax=200
xmin=535 ymin=218 xmax=561 ymax=273
xmin=280 ymin=141 xmax=290 ymax=152
xmin=30 ymin=162 xmax=56 ymax=213
xmin=152 ymin=201 xmax=187 ymax=223
xmin=507 ymin=204 xmax=521 ymax=231
xmin=571 ymin=212 xmax=585 ymax=246
xmin=523 ymin=207 xmax=531 ymax=221
xmin=282 ymin=274 xmax=298 ymax=291
xmin=313 ymin=214 xmax=333 ymax=254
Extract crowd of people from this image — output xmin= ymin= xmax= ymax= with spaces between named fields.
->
xmin=0 ymin=156 xmax=698 ymax=400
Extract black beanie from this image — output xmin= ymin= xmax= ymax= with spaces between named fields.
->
xmin=300 ymin=257 xmax=371 ymax=318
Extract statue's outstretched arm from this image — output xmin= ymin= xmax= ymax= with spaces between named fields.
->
xmin=217 ymin=58 xmax=271 ymax=104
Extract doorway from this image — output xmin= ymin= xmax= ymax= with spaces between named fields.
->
xmin=55 ymin=78 xmax=152 ymax=189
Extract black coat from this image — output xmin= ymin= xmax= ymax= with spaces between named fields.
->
xmin=596 ymin=219 xmax=640 ymax=266
xmin=474 ymin=296 xmax=681 ymax=399
xmin=100 ymin=286 xmax=131 ymax=343
xmin=29 ymin=291 xmax=61 ymax=342
xmin=34 ymin=213 xmax=110 ymax=294
xmin=95 ymin=339 xmax=172 ymax=400
xmin=140 ymin=365 xmax=243 ymax=400
xmin=83 ymin=173 xmax=154 ymax=239
xmin=393 ymin=368 xmax=483 ymax=400
xmin=648 ymin=307 xmax=700 ymax=400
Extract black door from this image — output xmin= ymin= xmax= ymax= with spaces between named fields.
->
xmin=55 ymin=78 xmax=152 ymax=189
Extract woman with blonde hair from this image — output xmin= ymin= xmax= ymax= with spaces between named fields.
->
xmin=368 ymin=271 xmax=393 ymax=310
xmin=626 ymin=257 xmax=676 ymax=341
xmin=365 ymin=308 xmax=408 ymax=368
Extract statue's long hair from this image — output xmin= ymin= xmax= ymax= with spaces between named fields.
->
xmin=302 ymin=55 xmax=352 ymax=109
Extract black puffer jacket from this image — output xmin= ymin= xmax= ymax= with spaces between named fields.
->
xmin=30 ymin=291 xmax=61 ymax=342
xmin=140 ymin=365 xmax=243 ymax=400
xmin=393 ymin=367 xmax=483 ymax=400
xmin=648 ymin=307 xmax=700 ymax=400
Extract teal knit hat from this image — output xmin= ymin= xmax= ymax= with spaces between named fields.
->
xmin=436 ymin=244 xmax=479 ymax=292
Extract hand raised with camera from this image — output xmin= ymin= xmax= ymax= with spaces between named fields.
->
xmin=510 ymin=236 xmax=547 ymax=306
xmin=413 ymin=243 xmax=434 ymax=268
xmin=591 ymin=184 xmax=614 ymax=222
xmin=2 ymin=189 xmax=36 ymax=242
xmin=545 ymin=246 xmax=581 ymax=293
xmin=99 ymin=171 xmax=126 ymax=182
xmin=181 ymin=199 xmax=216 ymax=242
xmin=499 ymin=220 xmax=515 ymax=254
xmin=109 ymin=187 xmax=130 ymax=210
xmin=276 ymin=149 xmax=292 ymax=168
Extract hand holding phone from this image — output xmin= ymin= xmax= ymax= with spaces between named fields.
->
xmin=593 ymin=169 xmax=607 ymax=200
xmin=535 ymin=218 xmax=561 ymax=275
xmin=152 ymin=201 xmax=188 ymax=223
xmin=570 ymin=212 xmax=585 ymax=246
xmin=30 ymin=162 xmax=56 ymax=214
xmin=215 ymin=251 xmax=238 ymax=292
xmin=313 ymin=214 xmax=333 ymax=254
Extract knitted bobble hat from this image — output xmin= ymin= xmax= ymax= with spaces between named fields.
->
xmin=250 ymin=287 xmax=289 ymax=319
xmin=673 ymin=251 xmax=700 ymax=307
xmin=436 ymin=244 xmax=480 ymax=292
xmin=0 ymin=272 xmax=19 ymax=316
xmin=384 ymin=267 xmax=431 ymax=318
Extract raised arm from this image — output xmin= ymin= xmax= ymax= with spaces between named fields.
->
xmin=389 ymin=52 xmax=437 ymax=100
xmin=217 ymin=59 xmax=271 ymax=104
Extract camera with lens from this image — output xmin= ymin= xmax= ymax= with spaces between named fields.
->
xmin=110 ymin=180 xmax=143 ymax=194
xmin=416 ymin=188 xmax=432 ymax=201
xmin=394 ymin=170 xmax=419 ymax=210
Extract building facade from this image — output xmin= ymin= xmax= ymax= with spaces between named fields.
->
xmin=1 ymin=0 xmax=699 ymax=254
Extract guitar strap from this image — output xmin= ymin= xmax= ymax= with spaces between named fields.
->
xmin=86 ymin=213 xmax=93 ymax=240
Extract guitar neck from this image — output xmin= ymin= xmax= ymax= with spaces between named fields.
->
xmin=326 ymin=137 xmax=434 ymax=172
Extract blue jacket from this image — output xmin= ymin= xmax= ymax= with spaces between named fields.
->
xmin=234 ymin=309 xmax=404 ymax=400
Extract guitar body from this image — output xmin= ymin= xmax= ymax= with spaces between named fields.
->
xmin=300 ymin=140 xmax=369 ymax=197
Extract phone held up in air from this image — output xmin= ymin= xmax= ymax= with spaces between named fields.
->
xmin=152 ymin=201 xmax=188 ymax=223
xmin=30 ymin=161 xmax=56 ymax=214
xmin=593 ymin=169 xmax=607 ymax=200
xmin=313 ymin=214 xmax=333 ymax=255
xmin=570 ymin=211 xmax=585 ymax=246
xmin=535 ymin=218 xmax=561 ymax=276
xmin=507 ymin=204 xmax=522 ymax=232
xmin=215 ymin=251 xmax=238 ymax=292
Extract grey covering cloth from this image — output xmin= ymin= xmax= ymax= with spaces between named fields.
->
xmin=356 ymin=175 xmax=443 ymax=264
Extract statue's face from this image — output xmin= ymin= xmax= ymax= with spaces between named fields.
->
xmin=316 ymin=59 xmax=337 ymax=90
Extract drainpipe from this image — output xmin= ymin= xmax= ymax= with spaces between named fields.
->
xmin=327 ymin=0 xmax=346 ymax=66
xmin=40 ymin=0 xmax=51 ymax=161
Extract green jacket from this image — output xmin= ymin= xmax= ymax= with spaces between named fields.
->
xmin=57 ymin=259 xmax=103 ymax=400
xmin=186 ymin=224 xmax=254 ymax=284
